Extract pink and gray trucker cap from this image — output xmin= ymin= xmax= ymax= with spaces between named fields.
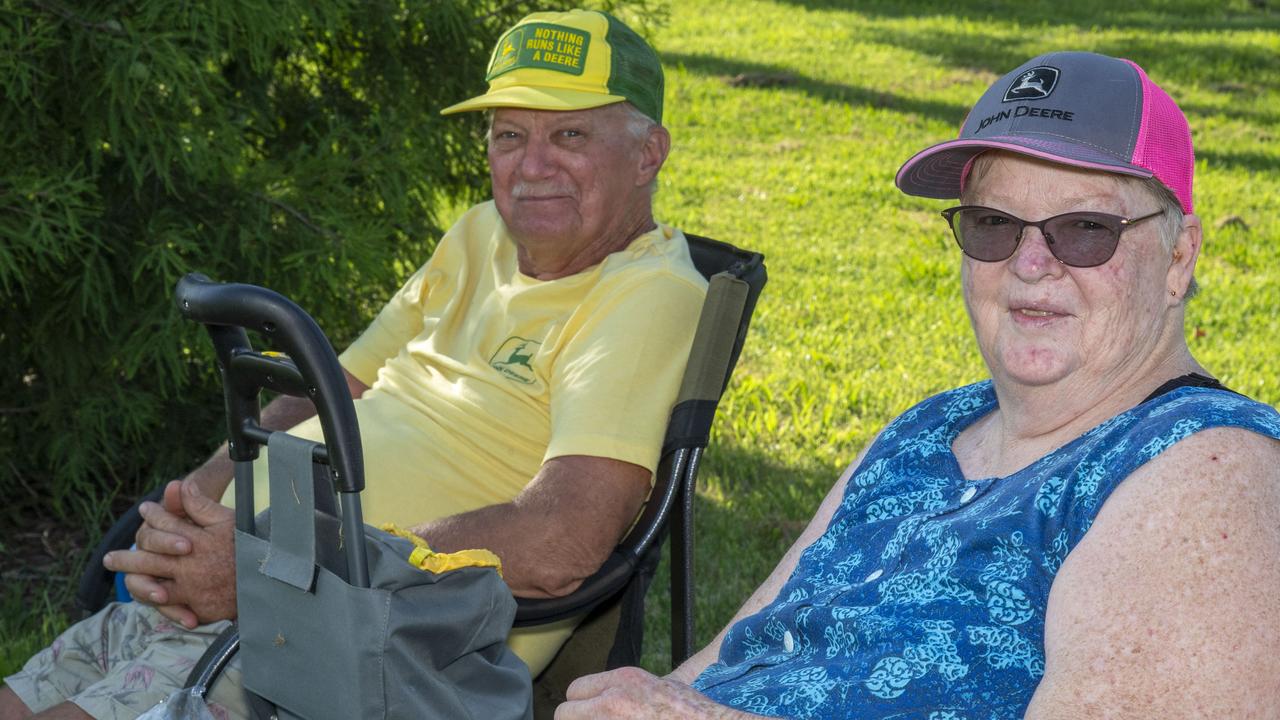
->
xmin=896 ymin=51 xmax=1194 ymax=212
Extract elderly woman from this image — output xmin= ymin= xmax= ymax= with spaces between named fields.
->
xmin=556 ymin=52 xmax=1280 ymax=719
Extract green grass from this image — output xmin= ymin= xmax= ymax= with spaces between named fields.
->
xmin=0 ymin=582 xmax=70 ymax=679
xmin=637 ymin=0 xmax=1280 ymax=672
xmin=4 ymin=0 xmax=1278 ymax=688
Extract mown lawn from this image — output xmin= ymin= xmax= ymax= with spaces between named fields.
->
xmin=4 ymin=0 xmax=1278 ymax=689
xmin=638 ymin=0 xmax=1280 ymax=672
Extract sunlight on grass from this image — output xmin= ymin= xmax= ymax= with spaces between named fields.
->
xmin=0 ymin=584 xmax=69 ymax=677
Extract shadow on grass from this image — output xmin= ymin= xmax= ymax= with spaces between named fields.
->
xmin=853 ymin=21 xmax=1280 ymax=124
xmin=1179 ymin=101 xmax=1280 ymax=130
xmin=669 ymin=3 xmax=1280 ymax=131
xmin=769 ymin=0 xmax=1280 ymax=35
xmin=662 ymin=51 xmax=971 ymax=126
xmin=664 ymin=19 xmax=1280 ymax=179
xmin=1197 ymin=148 xmax=1280 ymax=175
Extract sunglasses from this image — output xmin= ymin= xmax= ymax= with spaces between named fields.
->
xmin=940 ymin=205 xmax=1164 ymax=268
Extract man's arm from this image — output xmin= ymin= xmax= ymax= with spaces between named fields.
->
xmin=1026 ymin=427 xmax=1280 ymax=717
xmin=112 ymin=450 xmax=651 ymax=625
xmin=410 ymin=454 xmax=651 ymax=598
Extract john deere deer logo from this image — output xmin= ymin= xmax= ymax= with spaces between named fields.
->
xmin=490 ymin=337 xmax=541 ymax=384
xmin=1002 ymin=66 xmax=1060 ymax=102
xmin=487 ymin=27 xmax=525 ymax=79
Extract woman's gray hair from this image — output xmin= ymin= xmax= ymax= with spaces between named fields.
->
xmin=1136 ymin=174 xmax=1198 ymax=300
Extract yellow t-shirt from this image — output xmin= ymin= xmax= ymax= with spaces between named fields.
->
xmin=229 ymin=201 xmax=707 ymax=672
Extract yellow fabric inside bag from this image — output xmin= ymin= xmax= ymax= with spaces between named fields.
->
xmin=380 ymin=523 xmax=503 ymax=577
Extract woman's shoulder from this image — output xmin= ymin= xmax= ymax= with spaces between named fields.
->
xmin=1046 ymin=387 xmax=1280 ymax=533
xmin=1133 ymin=387 xmax=1280 ymax=487
xmin=1126 ymin=385 xmax=1280 ymax=447
xmin=1121 ymin=384 xmax=1280 ymax=500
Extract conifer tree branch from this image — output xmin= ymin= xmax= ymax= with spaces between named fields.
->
xmin=250 ymin=192 xmax=339 ymax=240
xmin=480 ymin=2 xmax=532 ymax=21
xmin=28 ymin=0 xmax=126 ymax=36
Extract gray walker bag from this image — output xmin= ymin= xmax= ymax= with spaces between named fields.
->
xmin=175 ymin=274 xmax=533 ymax=720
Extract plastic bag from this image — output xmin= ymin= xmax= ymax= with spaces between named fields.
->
xmin=136 ymin=689 xmax=218 ymax=720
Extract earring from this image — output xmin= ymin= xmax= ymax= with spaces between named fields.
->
xmin=1169 ymin=289 xmax=1177 ymax=297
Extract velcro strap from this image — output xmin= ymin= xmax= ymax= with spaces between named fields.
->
xmin=260 ymin=433 xmax=319 ymax=591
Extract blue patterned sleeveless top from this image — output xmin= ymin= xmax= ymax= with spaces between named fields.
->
xmin=693 ymin=381 xmax=1280 ymax=719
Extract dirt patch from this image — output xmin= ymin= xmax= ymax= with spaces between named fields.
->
xmin=1 ymin=494 xmax=137 ymax=615
xmin=1 ymin=515 xmax=94 ymax=612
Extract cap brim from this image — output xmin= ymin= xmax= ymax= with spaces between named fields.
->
xmin=895 ymin=136 xmax=1154 ymax=200
xmin=441 ymin=85 xmax=628 ymax=115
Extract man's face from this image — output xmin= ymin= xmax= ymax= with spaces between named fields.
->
xmin=488 ymin=105 xmax=660 ymax=257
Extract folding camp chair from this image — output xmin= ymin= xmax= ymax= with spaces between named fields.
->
xmin=74 ymin=233 xmax=766 ymax=718
xmin=518 ymin=234 xmax=766 ymax=715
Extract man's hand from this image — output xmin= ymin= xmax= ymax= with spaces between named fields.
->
xmin=556 ymin=667 xmax=766 ymax=720
xmin=103 ymin=478 xmax=237 ymax=628
xmin=110 ymin=480 xmax=196 ymax=626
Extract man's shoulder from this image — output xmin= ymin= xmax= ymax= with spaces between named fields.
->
xmin=598 ymin=223 xmax=708 ymax=293
xmin=427 ymin=200 xmax=511 ymax=272
xmin=441 ymin=200 xmax=503 ymax=248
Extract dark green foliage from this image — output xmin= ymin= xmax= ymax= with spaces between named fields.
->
xmin=0 ymin=0 xmax=655 ymax=524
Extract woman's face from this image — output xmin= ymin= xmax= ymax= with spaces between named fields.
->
xmin=960 ymin=154 xmax=1191 ymax=391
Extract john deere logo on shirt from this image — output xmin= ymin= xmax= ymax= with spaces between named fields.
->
xmin=490 ymin=337 xmax=541 ymax=385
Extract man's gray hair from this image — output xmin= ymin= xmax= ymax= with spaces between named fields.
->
xmin=616 ymin=102 xmax=662 ymax=194
xmin=615 ymin=101 xmax=660 ymax=142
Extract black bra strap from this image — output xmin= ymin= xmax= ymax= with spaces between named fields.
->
xmin=1142 ymin=373 xmax=1239 ymax=404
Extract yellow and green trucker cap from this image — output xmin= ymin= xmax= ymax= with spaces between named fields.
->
xmin=440 ymin=9 xmax=664 ymax=124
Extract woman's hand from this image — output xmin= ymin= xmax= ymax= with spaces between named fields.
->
xmin=556 ymin=667 xmax=768 ymax=719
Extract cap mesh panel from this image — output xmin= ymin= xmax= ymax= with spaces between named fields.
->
xmin=603 ymin=13 xmax=663 ymax=123
xmin=1125 ymin=60 xmax=1194 ymax=212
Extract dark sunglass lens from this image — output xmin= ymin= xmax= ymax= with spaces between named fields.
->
xmin=955 ymin=208 xmax=1020 ymax=261
xmin=1046 ymin=213 xmax=1122 ymax=267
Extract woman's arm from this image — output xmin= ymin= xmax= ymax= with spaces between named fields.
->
xmin=668 ymin=447 xmax=866 ymax=683
xmin=556 ymin=437 xmax=882 ymax=719
xmin=1027 ymin=427 xmax=1280 ymax=717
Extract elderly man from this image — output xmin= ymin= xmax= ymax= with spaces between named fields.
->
xmin=557 ymin=52 xmax=1280 ymax=719
xmin=2 ymin=9 xmax=707 ymax=720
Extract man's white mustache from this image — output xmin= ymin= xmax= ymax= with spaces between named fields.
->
xmin=511 ymin=182 xmax=575 ymax=199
